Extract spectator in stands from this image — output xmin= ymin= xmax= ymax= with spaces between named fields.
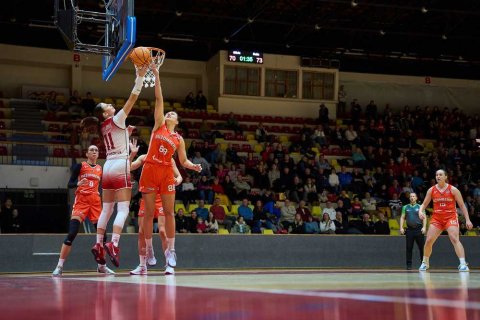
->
xmin=365 ymin=100 xmax=378 ymax=121
xmin=68 ymin=90 xmax=83 ymax=118
xmin=334 ymin=211 xmax=348 ymax=234
xmin=290 ymin=213 xmax=304 ymax=234
xmin=252 ymin=200 xmax=274 ymax=233
xmin=211 ymin=177 xmax=225 ymax=199
xmin=179 ymin=176 xmax=196 ymax=207
xmin=322 ymin=201 xmax=337 ymax=221
xmin=195 ymin=90 xmax=207 ymax=110
xmin=187 ymin=211 xmax=199 ymax=233
xmin=196 ymin=216 xmax=207 ymax=233
xmin=205 ymin=212 xmax=219 ymax=233
xmin=316 ymin=154 xmax=331 ymax=171
xmin=338 ymin=166 xmax=353 ymax=190
xmin=331 ymin=125 xmax=347 ymax=149
xmin=210 ymin=198 xmax=232 ymax=231
xmin=312 ymin=125 xmax=328 ymax=147
xmin=268 ymin=163 xmax=281 ymax=189
xmin=193 ymin=152 xmax=211 ymax=176
xmin=199 ymin=119 xmax=212 ymax=141
xmin=388 ymin=193 xmax=403 ymax=218
xmin=192 ymin=200 xmax=209 ymax=221
xmin=175 ymin=208 xmax=189 ymax=233
xmin=222 ymin=175 xmax=236 ymax=203
xmin=225 ymin=112 xmax=242 ymax=134
xmin=319 ymin=213 xmax=336 ymax=234
xmin=237 ymin=198 xmax=254 ymax=226
xmin=234 ymin=174 xmax=251 ymax=200
xmin=197 ymin=175 xmax=214 ymax=204
xmin=184 ymin=92 xmax=195 ymax=109
xmin=359 ymin=213 xmax=375 ymax=234
xmin=231 ymin=216 xmax=251 ymax=234
xmin=337 ymin=85 xmax=347 ymax=116
xmin=303 ymin=177 xmax=318 ymax=204
xmin=374 ymin=213 xmax=390 ymax=235
xmin=304 ymin=215 xmax=320 ymax=234
xmin=225 ymin=143 xmax=240 ymax=163
xmin=362 ymin=192 xmax=377 ymax=215
xmin=255 ymin=122 xmax=268 ymax=143
xmin=318 ymin=104 xmax=329 ymax=127
xmin=328 ymin=168 xmax=340 ymax=193
xmin=289 ymin=175 xmax=304 ymax=203
xmin=352 ymin=147 xmax=368 ymax=168
xmin=296 ymin=200 xmax=312 ymax=222
xmin=351 ymin=197 xmax=364 ymax=218
xmin=350 ymin=99 xmax=362 ymax=126
xmin=280 ymin=199 xmax=296 ymax=230
xmin=344 ymin=125 xmax=359 ymax=146
xmin=81 ymin=92 xmax=96 ymax=115
xmin=0 ymin=198 xmax=17 ymax=233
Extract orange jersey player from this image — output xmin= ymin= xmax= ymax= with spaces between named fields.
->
xmin=52 ymin=145 xmax=114 ymax=276
xmin=418 ymin=169 xmax=473 ymax=272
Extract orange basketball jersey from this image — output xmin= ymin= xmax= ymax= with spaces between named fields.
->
xmin=145 ymin=124 xmax=182 ymax=166
xmin=76 ymin=161 xmax=102 ymax=195
xmin=431 ymin=184 xmax=456 ymax=215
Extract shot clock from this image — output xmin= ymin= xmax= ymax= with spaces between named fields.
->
xmin=228 ymin=50 xmax=264 ymax=64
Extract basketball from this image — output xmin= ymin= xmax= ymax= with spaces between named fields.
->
xmin=129 ymin=47 xmax=151 ymax=67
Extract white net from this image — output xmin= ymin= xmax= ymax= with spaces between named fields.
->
xmin=135 ymin=48 xmax=165 ymax=88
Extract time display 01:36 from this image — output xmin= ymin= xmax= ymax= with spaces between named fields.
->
xmin=228 ymin=50 xmax=264 ymax=64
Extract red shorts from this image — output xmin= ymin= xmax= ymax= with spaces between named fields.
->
xmin=72 ymin=193 xmax=101 ymax=223
xmin=139 ymin=162 xmax=175 ymax=194
xmin=430 ymin=213 xmax=459 ymax=231
xmin=102 ymin=158 xmax=132 ymax=190
xmin=138 ymin=196 xmax=164 ymax=218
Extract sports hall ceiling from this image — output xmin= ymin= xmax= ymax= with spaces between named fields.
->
xmin=2 ymin=0 xmax=480 ymax=78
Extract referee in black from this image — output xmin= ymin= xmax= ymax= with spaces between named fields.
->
xmin=400 ymin=192 xmax=427 ymax=270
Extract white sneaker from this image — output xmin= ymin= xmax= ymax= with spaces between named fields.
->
xmin=458 ymin=263 xmax=470 ymax=272
xmin=165 ymin=249 xmax=177 ymax=267
xmin=165 ymin=265 xmax=175 ymax=275
xmin=52 ymin=266 xmax=63 ymax=277
xmin=130 ymin=265 xmax=148 ymax=275
xmin=97 ymin=264 xmax=115 ymax=275
xmin=147 ymin=247 xmax=157 ymax=266
xmin=419 ymin=262 xmax=429 ymax=271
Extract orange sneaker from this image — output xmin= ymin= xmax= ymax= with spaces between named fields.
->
xmin=104 ymin=242 xmax=120 ymax=267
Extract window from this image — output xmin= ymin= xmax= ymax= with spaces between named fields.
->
xmin=265 ymin=70 xmax=298 ymax=98
xmin=224 ymin=66 xmax=260 ymax=96
xmin=302 ymin=72 xmax=335 ymax=100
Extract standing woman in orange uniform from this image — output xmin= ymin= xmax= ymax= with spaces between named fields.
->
xmin=418 ymin=169 xmax=473 ymax=272
xmin=139 ymin=65 xmax=201 ymax=275
xmin=52 ymin=145 xmax=114 ymax=276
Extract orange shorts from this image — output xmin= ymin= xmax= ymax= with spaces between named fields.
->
xmin=72 ymin=193 xmax=101 ymax=223
xmin=139 ymin=162 xmax=176 ymax=194
xmin=138 ymin=196 xmax=164 ymax=218
xmin=430 ymin=213 xmax=458 ymax=231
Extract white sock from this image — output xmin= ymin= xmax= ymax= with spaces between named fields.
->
xmin=167 ymin=238 xmax=175 ymax=250
xmin=57 ymin=258 xmax=65 ymax=267
xmin=460 ymin=258 xmax=466 ymax=265
xmin=112 ymin=233 xmax=120 ymax=247
xmin=96 ymin=234 xmax=104 ymax=244
xmin=140 ymin=255 xmax=147 ymax=267
xmin=423 ymin=256 xmax=430 ymax=265
xmin=145 ymin=238 xmax=153 ymax=249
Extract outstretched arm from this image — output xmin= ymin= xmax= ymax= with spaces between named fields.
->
xmin=151 ymin=65 xmax=164 ymax=131
xmin=177 ymin=137 xmax=202 ymax=173
xmin=131 ymin=154 xmax=147 ymax=171
xmin=453 ymin=187 xmax=473 ymax=230
xmin=122 ymin=65 xmax=149 ymax=117
xmin=418 ymin=188 xmax=432 ymax=220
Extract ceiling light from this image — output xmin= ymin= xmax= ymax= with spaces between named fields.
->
xmin=286 ymin=44 xmax=291 ymax=48
xmin=441 ymin=34 xmax=447 ymax=40
xmin=314 ymin=24 xmax=322 ymax=30
xmin=379 ymin=30 xmax=385 ymax=36
xmin=247 ymin=17 xmax=254 ymax=24
xmin=175 ymin=10 xmax=183 ymax=17
xmin=223 ymin=37 xmax=229 ymax=44
xmin=351 ymin=1 xmax=358 ymax=7
xmin=421 ymin=7 xmax=428 ymax=13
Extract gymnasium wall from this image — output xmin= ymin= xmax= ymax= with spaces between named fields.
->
xmin=1 ymin=234 xmax=478 ymax=273
xmin=0 ymin=165 xmax=70 ymax=189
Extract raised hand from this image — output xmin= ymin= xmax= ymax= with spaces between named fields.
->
xmin=130 ymin=138 xmax=139 ymax=154
xmin=137 ymin=64 xmax=149 ymax=77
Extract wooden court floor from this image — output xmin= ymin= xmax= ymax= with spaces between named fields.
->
xmin=0 ymin=269 xmax=478 ymax=320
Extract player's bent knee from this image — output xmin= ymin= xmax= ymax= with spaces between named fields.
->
xmin=64 ymin=219 xmax=81 ymax=246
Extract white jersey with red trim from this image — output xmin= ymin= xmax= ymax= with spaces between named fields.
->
xmin=101 ymin=110 xmax=129 ymax=160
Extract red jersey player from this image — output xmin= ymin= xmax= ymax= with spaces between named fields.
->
xmin=52 ymin=145 xmax=114 ymax=276
xmin=418 ymin=169 xmax=473 ymax=271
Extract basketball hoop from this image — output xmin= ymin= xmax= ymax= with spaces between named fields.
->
xmin=134 ymin=47 xmax=166 ymax=88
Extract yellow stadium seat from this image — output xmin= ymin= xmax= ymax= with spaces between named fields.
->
xmin=219 ymin=229 xmax=229 ymax=234
xmin=163 ymin=101 xmax=171 ymax=107
xmin=173 ymin=102 xmax=182 ymax=109
xmin=219 ymin=143 xmax=228 ymax=151
xmin=138 ymin=99 xmax=148 ymax=107
xmin=204 ymin=204 xmax=212 ymax=211
xmin=116 ymin=98 xmax=126 ymax=106
xmin=230 ymin=204 xmax=240 ymax=215
xmin=311 ymin=206 xmax=322 ymax=217
xmin=262 ymin=229 xmax=274 ymax=235
xmin=207 ymin=104 xmax=215 ymax=110
xmin=388 ymin=219 xmax=400 ymax=230
xmin=390 ymin=230 xmax=400 ymax=236
xmin=330 ymin=159 xmax=338 ymax=167
xmin=279 ymin=135 xmax=289 ymax=143
xmin=465 ymin=230 xmax=477 ymax=236
xmin=246 ymin=133 xmax=255 ymax=141
xmin=104 ymin=97 xmax=114 ymax=104
xmin=140 ymin=128 xmax=151 ymax=137
xmin=336 ymin=119 xmax=343 ymax=125
xmin=254 ymin=144 xmax=264 ymax=153
xmin=174 ymin=203 xmax=187 ymax=214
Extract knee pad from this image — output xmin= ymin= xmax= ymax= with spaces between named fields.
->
xmin=97 ymin=202 xmax=115 ymax=230
xmin=64 ymin=219 xmax=81 ymax=246
xmin=113 ymin=201 xmax=130 ymax=229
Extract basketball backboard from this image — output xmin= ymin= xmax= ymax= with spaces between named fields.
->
xmin=54 ymin=0 xmax=136 ymax=81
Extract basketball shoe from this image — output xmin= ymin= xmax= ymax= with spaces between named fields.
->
xmin=165 ymin=249 xmax=177 ymax=268
xmin=458 ymin=263 xmax=470 ymax=272
xmin=97 ymin=264 xmax=115 ymax=275
xmin=104 ymin=242 xmax=120 ymax=267
xmin=418 ymin=262 xmax=429 ymax=271
xmin=165 ymin=265 xmax=175 ymax=275
xmin=91 ymin=243 xmax=106 ymax=265
xmin=52 ymin=266 xmax=63 ymax=277
xmin=130 ymin=265 xmax=148 ymax=275
xmin=147 ymin=247 xmax=157 ymax=266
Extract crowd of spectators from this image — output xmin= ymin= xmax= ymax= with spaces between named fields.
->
xmin=126 ymin=99 xmax=480 ymax=236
